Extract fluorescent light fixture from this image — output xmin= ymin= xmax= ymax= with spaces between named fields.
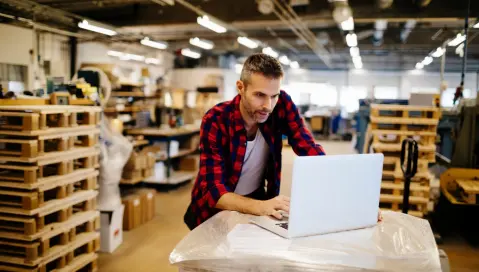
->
xmin=375 ymin=19 xmax=388 ymax=30
xmin=78 ymin=20 xmax=116 ymax=36
xmin=279 ymin=55 xmax=290 ymax=65
xmin=197 ymin=15 xmax=227 ymax=33
xmin=290 ymin=61 xmax=300 ymax=69
xmin=340 ymin=17 xmax=354 ymax=31
xmin=141 ymin=37 xmax=168 ymax=50
xmin=262 ymin=47 xmax=279 ymax=58
xmin=349 ymin=47 xmax=360 ymax=57
xmin=145 ymin=58 xmax=161 ymax=65
xmin=474 ymin=22 xmax=479 ymax=28
xmin=352 ymin=56 xmax=362 ymax=63
xmin=431 ymin=47 xmax=445 ymax=58
xmin=415 ymin=62 xmax=424 ymax=69
xmin=181 ymin=48 xmax=201 ymax=59
xmin=456 ymin=43 xmax=464 ymax=57
xmin=107 ymin=50 xmax=123 ymax=57
xmin=124 ymin=53 xmax=145 ymax=62
xmin=447 ymin=33 xmax=466 ymax=47
xmin=237 ymin=36 xmax=259 ymax=49
xmin=345 ymin=33 xmax=358 ymax=47
xmin=354 ymin=61 xmax=363 ymax=69
xmin=235 ymin=64 xmax=243 ymax=74
xmin=189 ymin=37 xmax=214 ymax=50
xmin=422 ymin=56 xmax=433 ymax=65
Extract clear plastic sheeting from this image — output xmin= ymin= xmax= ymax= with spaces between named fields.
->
xmin=170 ymin=211 xmax=441 ymax=272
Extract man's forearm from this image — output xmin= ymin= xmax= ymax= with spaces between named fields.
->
xmin=215 ymin=192 xmax=261 ymax=215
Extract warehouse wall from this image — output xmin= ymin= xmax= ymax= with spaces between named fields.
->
xmin=0 ymin=24 xmax=71 ymax=91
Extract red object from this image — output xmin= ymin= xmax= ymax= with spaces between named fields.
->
xmin=187 ymin=91 xmax=326 ymax=228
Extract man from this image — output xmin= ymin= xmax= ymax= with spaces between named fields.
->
xmin=184 ymin=53 xmax=326 ymax=230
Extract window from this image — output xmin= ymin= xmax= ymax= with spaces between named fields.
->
xmin=340 ymin=86 xmax=368 ymax=112
xmin=441 ymin=88 xmax=476 ymax=108
xmin=284 ymin=82 xmax=338 ymax=107
xmin=374 ymin=86 xmax=399 ymax=99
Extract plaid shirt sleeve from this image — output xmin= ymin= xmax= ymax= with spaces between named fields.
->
xmin=279 ymin=91 xmax=326 ymax=156
xmin=191 ymin=112 xmax=232 ymax=223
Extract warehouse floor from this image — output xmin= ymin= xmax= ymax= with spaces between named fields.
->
xmin=98 ymin=141 xmax=479 ymax=272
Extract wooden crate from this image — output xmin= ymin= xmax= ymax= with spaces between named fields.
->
xmin=379 ymin=194 xmax=428 ymax=217
xmin=0 ymin=171 xmax=98 ymax=211
xmin=0 ymin=191 xmax=97 ymax=238
xmin=0 ymin=129 xmax=99 ymax=162
xmin=0 ymin=148 xmax=99 ymax=186
xmin=0 ymin=212 xmax=99 ymax=267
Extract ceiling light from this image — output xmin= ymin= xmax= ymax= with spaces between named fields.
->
xmin=332 ymin=3 xmax=352 ymax=24
xmin=279 ymin=55 xmax=290 ymax=65
xmin=181 ymin=48 xmax=201 ymax=59
xmin=124 ymin=53 xmax=145 ymax=62
xmin=353 ymin=59 xmax=363 ymax=69
xmin=145 ymin=58 xmax=161 ymax=65
xmin=422 ymin=56 xmax=433 ymax=65
xmin=262 ymin=47 xmax=279 ymax=58
xmin=455 ymin=43 xmax=464 ymax=57
xmin=340 ymin=17 xmax=354 ymax=31
xmin=447 ymin=33 xmax=466 ymax=47
xmin=431 ymin=47 xmax=445 ymax=58
xmin=290 ymin=61 xmax=300 ymax=69
xmin=415 ymin=62 xmax=424 ymax=69
xmin=349 ymin=47 xmax=360 ymax=57
xmin=141 ymin=37 xmax=168 ymax=50
xmin=237 ymin=36 xmax=259 ymax=49
xmin=78 ymin=20 xmax=117 ymax=36
xmin=189 ymin=37 xmax=214 ymax=50
xmin=345 ymin=33 xmax=358 ymax=47
xmin=473 ymin=22 xmax=479 ymax=28
xmin=352 ymin=56 xmax=362 ymax=64
xmin=197 ymin=15 xmax=227 ymax=33
xmin=107 ymin=50 xmax=123 ymax=57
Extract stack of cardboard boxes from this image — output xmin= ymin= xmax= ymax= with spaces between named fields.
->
xmin=122 ymin=189 xmax=156 ymax=230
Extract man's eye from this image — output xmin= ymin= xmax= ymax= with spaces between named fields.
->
xmin=256 ymin=93 xmax=263 ymax=97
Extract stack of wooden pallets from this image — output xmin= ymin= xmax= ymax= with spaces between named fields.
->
xmin=0 ymin=106 xmax=101 ymax=272
xmin=369 ymin=104 xmax=440 ymax=218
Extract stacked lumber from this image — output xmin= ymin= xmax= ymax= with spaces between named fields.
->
xmin=369 ymin=104 xmax=440 ymax=217
xmin=0 ymin=105 xmax=101 ymax=272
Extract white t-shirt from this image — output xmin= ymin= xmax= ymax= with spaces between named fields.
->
xmin=234 ymin=129 xmax=270 ymax=195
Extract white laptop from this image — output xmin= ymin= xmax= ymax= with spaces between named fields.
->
xmin=250 ymin=153 xmax=384 ymax=238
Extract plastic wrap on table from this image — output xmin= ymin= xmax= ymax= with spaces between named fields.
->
xmin=170 ymin=211 xmax=441 ymax=272
xmin=98 ymin=115 xmax=133 ymax=210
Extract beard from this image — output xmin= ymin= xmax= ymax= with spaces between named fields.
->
xmin=242 ymin=96 xmax=270 ymax=123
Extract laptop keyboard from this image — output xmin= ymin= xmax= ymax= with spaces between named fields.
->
xmin=276 ymin=222 xmax=289 ymax=230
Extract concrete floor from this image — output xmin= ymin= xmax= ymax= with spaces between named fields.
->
xmin=98 ymin=141 xmax=479 ymax=272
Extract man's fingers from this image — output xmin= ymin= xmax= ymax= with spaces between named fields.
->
xmin=278 ymin=196 xmax=290 ymax=202
xmin=274 ymin=203 xmax=290 ymax=213
xmin=271 ymin=210 xmax=283 ymax=220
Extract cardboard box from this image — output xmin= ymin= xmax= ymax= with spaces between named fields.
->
xmin=180 ymin=155 xmax=200 ymax=172
xmin=146 ymin=153 xmax=155 ymax=168
xmin=137 ymin=189 xmax=156 ymax=223
xmin=151 ymin=141 xmax=179 ymax=157
xmin=124 ymin=152 xmax=147 ymax=170
xmin=122 ymin=169 xmax=143 ymax=180
xmin=99 ymin=205 xmax=125 ymax=253
xmin=142 ymin=168 xmax=154 ymax=178
xmin=181 ymin=135 xmax=200 ymax=151
xmin=122 ymin=195 xmax=142 ymax=230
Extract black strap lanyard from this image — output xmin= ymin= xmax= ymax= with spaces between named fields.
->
xmin=400 ymin=138 xmax=419 ymax=214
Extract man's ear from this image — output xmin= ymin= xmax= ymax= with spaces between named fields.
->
xmin=236 ymin=80 xmax=244 ymax=95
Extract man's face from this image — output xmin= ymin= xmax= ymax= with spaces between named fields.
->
xmin=237 ymin=73 xmax=281 ymax=124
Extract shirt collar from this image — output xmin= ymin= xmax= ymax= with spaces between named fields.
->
xmin=232 ymin=94 xmax=245 ymax=133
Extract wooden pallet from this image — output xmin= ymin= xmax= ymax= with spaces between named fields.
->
xmin=382 ymin=157 xmax=429 ymax=178
xmin=0 ymin=190 xmax=97 ymax=238
xmin=372 ymin=133 xmax=436 ymax=146
xmin=0 ymin=171 xmax=98 ymax=211
xmin=0 ymin=147 xmax=99 ymax=185
xmin=370 ymin=104 xmax=440 ymax=119
xmin=0 ymin=129 xmax=99 ymax=161
xmin=0 ymin=232 xmax=99 ymax=271
xmin=373 ymin=144 xmax=436 ymax=162
xmin=455 ymin=179 xmax=479 ymax=204
xmin=0 ymin=106 xmax=100 ymax=133
xmin=0 ymin=212 xmax=99 ymax=267
xmin=379 ymin=194 xmax=428 ymax=217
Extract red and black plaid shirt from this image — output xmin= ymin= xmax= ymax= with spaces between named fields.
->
xmin=188 ymin=90 xmax=325 ymax=228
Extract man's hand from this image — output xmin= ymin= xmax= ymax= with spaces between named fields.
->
xmin=255 ymin=195 xmax=290 ymax=219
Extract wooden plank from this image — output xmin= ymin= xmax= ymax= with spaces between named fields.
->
xmin=456 ymin=179 xmax=479 ymax=193
xmin=0 ymin=168 xmax=96 ymax=190
xmin=0 ymin=190 xmax=97 ymax=216
xmin=381 ymin=181 xmax=430 ymax=192
xmin=127 ymin=127 xmax=200 ymax=137
xmin=132 ymin=140 xmax=149 ymax=147
xmin=370 ymin=116 xmax=439 ymax=125
xmin=0 ymin=125 xmax=98 ymax=137
xmin=55 ymin=252 xmax=97 ymax=272
xmin=0 ymin=146 xmax=98 ymax=164
xmin=371 ymin=130 xmax=437 ymax=136
xmin=372 ymin=143 xmax=436 ymax=152
xmin=370 ymin=104 xmax=440 ymax=112
xmin=0 ymin=98 xmax=49 ymax=106
xmin=380 ymin=194 xmax=429 ymax=204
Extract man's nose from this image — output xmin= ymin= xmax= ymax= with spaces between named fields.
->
xmin=263 ymin=97 xmax=273 ymax=111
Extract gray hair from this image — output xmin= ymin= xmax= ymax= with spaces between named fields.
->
xmin=240 ymin=53 xmax=284 ymax=86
